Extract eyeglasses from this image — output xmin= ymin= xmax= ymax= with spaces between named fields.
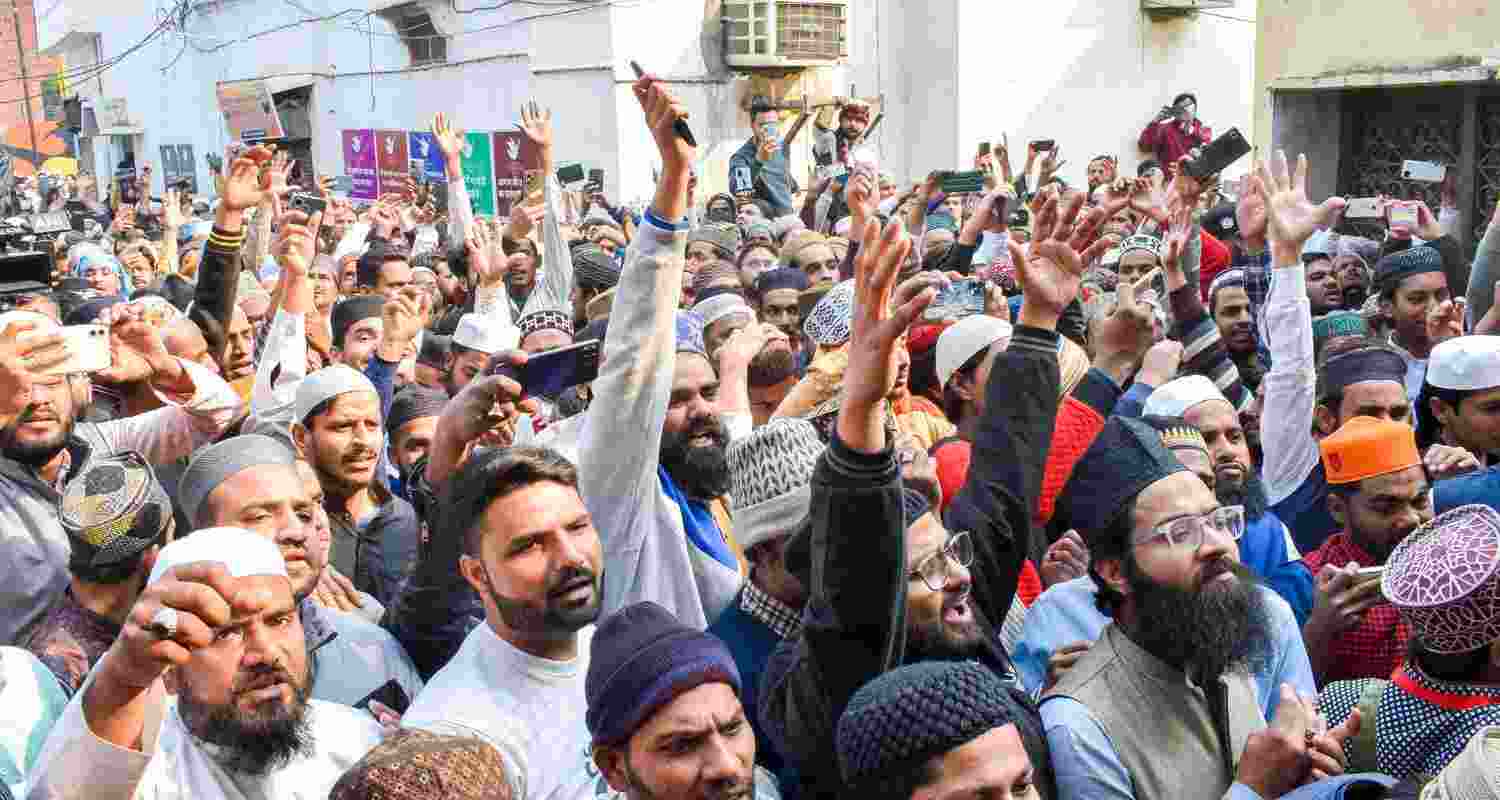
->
xmin=909 ymin=530 xmax=974 ymax=591
xmin=1136 ymin=505 xmax=1245 ymax=550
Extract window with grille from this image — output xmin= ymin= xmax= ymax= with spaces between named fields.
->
xmin=379 ymin=3 xmax=447 ymax=66
xmin=723 ymin=0 xmax=846 ymax=66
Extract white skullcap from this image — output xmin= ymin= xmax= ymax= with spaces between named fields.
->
xmin=452 ymin=313 xmax=520 ymax=355
xmin=1427 ymin=335 xmax=1500 ymax=391
xmin=294 ymin=365 xmax=379 ymax=424
xmin=147 ymin=526 xmax=288 ymax=587
xmin=1143 ymin=374 xmax=1230 ymax=418
xmin=692 ymin=293 xmax=756 ymax=329
xmin=0 ymin=309 xmax=59 ymax=335
xmin=936 ymin=316 xmax=1013 ymax=388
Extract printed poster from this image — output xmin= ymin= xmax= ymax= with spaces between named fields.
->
xmin=216 ymin=81 xmax=284 ymax=141
xmin=341 ymin=129 xmax=378 ymax=201
xmin=407 ymin=131 xmax=448 ymax=185
xmin=492 ymin=131 xmax=525 ymax=218
xmin=460 ymin=131 xmax=496 ymax=217
xmin=375 ymin=129 xmax=409 ymax=196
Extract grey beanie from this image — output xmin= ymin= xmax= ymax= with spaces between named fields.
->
xmin=837 ymin=660 xmax=1021 ymax=787
xmin=178 ymin=434 xmax=297 ymax=527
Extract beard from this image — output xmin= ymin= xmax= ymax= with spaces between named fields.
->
xmin=1215 ymin=468 xmax=1269 ymax=522
xmin=905 ymin=590 xmax=988 ymax=662
xmin=178 ymin=658 xmax=316 ymax=776
xmin=483 ymin=562 xmax=602 ymax=637
xmin=1125 ymin=558 xmax=1272 ymax=685
xmin=0 ymin=405 xmax=74 ymax=467
xmin=313 ymin=440 xmax=379 ymax=497
xmin=660 ymin=414 xmax=731 ymax=501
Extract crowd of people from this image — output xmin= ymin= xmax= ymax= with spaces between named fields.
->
xmin=0 ymin=68 xmax=1498 ymax=800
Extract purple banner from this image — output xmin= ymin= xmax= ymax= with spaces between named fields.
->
xmin=341 ymin=129 xmax=377 ymax=200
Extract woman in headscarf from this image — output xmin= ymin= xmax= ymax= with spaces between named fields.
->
xmin=68 ymin=242 xmax=131 ymax=298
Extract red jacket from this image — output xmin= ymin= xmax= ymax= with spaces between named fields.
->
xmin=1139 ymin=118 xmax=1211 ymax=172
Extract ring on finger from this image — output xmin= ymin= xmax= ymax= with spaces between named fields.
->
xmin=146 ymin=607 xmax=179 ymax=640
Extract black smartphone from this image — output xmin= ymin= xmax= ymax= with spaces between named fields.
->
xmin=587 ymin=168 xmax=605 ymax=193
xmin=1031 ymin=139 xmax=1055 ymax=152
xmin=628 ymin=60 xmax=697 ymax=146
xmin=1184 ymin=127 xmax=1251 ymax=179
xmin=556 ymin=162 xmax=586 ymax=185
xmin=290 ymin=192 xmax=326 ymax=216
xmin=977 ymin=141 xmax=991 ymax=157
xmin=494 ymin=339 xmax=602 ymax=397
xmin=940 ymin=170 xmax=985 ymax=195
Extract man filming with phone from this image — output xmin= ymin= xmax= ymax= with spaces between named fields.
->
xmin=729 ymin=102 xmax=809 ymax=218
xmin=1139 ymin=92 xmax=1212 ymax=176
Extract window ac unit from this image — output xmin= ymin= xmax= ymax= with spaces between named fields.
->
xmin=1142 ymin=0 xmax=1236 ymax=18
xmin=724 ymin=0 xmax=848 ymax=68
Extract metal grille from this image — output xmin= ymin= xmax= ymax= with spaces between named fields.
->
xmin=776 ymin=2 xmax=845 ymax=61
xmin=1337 ymin=89 xmax=1461 ymax=242
xmin=1475 ymin=98 xmax=1500 ymax=245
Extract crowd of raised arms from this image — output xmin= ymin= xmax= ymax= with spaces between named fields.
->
xmin=1 ymin=71 xmax=1498 ymax=800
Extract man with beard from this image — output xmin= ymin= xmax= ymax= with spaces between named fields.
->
xmin=1143 ymin=375 xmax=1304 ymax=609
xmin=29 ymin=528 xmax=384 ymax=799
xmin=1210 ymin=270 xmax=1265 ymax=395
xmin=1041 ymin=416 xmax=1353 ymax=800
xmin=1297 ymin=416 xmax=1432 ymax=684
xmin=292 ymin=366 xmax=421 ymax=611
xmin=761 ymin=190 xmax=1117 ymax=798
xmin=576 ymin=73 xmax=748 ymax=631
xmin=179 ymin=435 xmax=423 ymax=710
xmin=751 ymin=268 xmax=809 ymax=364
xmin=588 ymin=602 xmax=766 ymax=800
xmin=1431 ymin=337 xmax=1500 ymax=510
xmin=0 ymin=308 xmax=242 ymax=646
xmin=386 ymin=385 xmax=447 ymax=499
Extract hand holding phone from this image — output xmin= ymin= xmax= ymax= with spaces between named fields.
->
xmin=629 ymin=60 xmax=697 ymax=146
xmin=19 ymin=324 xmax=111 ymax=375
xmin=491 ymin=339 xmax=601 ymax=397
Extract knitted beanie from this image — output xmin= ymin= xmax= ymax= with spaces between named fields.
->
xmin=728 ymin=418 xmax=824 ymax=550
xmin=585 ymin=601 xmax=741 ymax=746
xmin=837 ymin=660 xmax=1021 ymax=787
xmin=689 ymin=223 xmax=741 ymax=260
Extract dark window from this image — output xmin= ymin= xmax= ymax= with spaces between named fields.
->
xmin=379 ymin=3 xmax=447 ymax=66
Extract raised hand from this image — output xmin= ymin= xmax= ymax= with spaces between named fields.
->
xmin=1009 ymin=191 xmax=1118 ymax=329
xmin=1426 ymin=297 xmax=1466 ymax=348
xmin=1091 ymin=268 xmax=1157 ymax=386
xmin=275 ymin=209 xmax=323 ymax=277
xmin=1254 ymin=151 xmax=1346 ymax=263
xmin=518 ymin=101 xmax=553 ymax=152
xmin=265 ymin=149 xmax=294 ymax=199
xmin=101 ymin=562 xmax=241 ymax=691
xmin=846 ymin=170 xmax=876 ymax=223
xmin=161 ymin=188 xmax=184 ymax=229
xmin=1235 ymin=174 xmax=1269 ymax=247
xmin=97 ymin=303 xmax=181 ymax=389
xmin=633 ymin=73 xmax=695 ymax=173
xmin=432 ymin=112 xmax=465 ymax=176
xmin=1160 ymin=204 xmax=1194 ymax=287
xmin=0 ymin=319 xmax=68 ymax=425
xmin=220 ymin=145 xmax=274 ymax=213
xmin=377 ymin=289 xmax=424 ymax=363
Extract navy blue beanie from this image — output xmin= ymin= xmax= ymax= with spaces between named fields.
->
xmin=585 ymin=602 xmax=741 ymax=746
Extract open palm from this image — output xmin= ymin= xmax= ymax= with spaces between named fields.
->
xmin=1255 ymin=151 xmax=1344 ymax=248
xmin=518 ymin=101 xmax=553 ymax=149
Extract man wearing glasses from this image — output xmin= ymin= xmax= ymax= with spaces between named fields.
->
xmin=1041 ymin=416 xmax=1354 ymax=800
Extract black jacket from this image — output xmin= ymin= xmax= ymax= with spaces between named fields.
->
xmin=759 ymin=325 xmax=1063 ymax=798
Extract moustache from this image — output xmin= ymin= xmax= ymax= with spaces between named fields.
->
xmin=547 ymin=566 xmax=597 ymax=599
xmin=234 ymin=663 xmax=297 ymax=696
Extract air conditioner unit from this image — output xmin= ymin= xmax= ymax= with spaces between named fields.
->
xmin=1142 ymin=0 xmax=1236 ymax=19
xmin=724 ymin=0 xmax=848 ymax=69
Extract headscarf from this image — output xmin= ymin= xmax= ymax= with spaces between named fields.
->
xmin=68 ymin=243 xmax=130 ymax=296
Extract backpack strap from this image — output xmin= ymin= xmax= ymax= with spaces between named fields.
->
xmin=1346 ymin=678 xmax=1386 ymax=773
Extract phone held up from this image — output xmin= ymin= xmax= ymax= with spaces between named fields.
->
xmin=290 ymin=193 xmax=327 ymax=217
xmin=1183 ymin=128 xmax=1251 ymax=179
xmin=490 ymin=339 xmax=602 ymax=398
xmin=19 ymin=324 xmax=111 ymax=375
xmin=1400 ymin=160 xmax=1446 ymax=183
xmin=924 ymin=279 xmax=986 ymax=322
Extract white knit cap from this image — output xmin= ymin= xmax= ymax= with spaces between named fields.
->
xmin=692 ymin=293 xmax=756 ymax=329
xmin=936 ymin=316 xmax=1013 ymax=389
xmin=728 ymin=417 xmax=824 ymax=550
xmin=452 ymin=313 xmax=520 ymax=355
xmin=294 ymin=365 xmax=379 ymax=424
xmin=1427 ymin=336 xmax=1500 ymax=391
xmin=1142 ymin=374 xmax=1229 ymax=418
xmin=1422 ymin=725 xmax=1499 ymax=800
xmin=147 ymin=526 xmax=288 ymax=587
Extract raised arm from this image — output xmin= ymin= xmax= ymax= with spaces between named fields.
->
xmin=250 ymin=209 xmax=320 ymax=423
xmin=433 ymin=112 xmax=474 ymax=244
xmin=516 ymin=101 xmax=574 ymax=317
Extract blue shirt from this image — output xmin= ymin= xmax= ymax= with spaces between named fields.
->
xmin=1014 ymin=579 xmax=1314 ymax=722
xmin=1434 ymin=465 xmax=1500 ymax=514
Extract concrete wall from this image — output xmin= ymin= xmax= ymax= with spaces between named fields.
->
xmin=1254 ymin=0 xmax=1500 ymax=153
xmin=1269 ymin=91 xmax=1343 ymax=201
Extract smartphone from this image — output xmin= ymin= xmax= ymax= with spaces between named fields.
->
xmin=924 ymin=278 xmax=986 ymax=321
xmin=977 ymin=141 xmax=991 ymax=157
xmin=408 ymin=158 xmax=424 ymax=183
xmin=334 ymin=175 xmax=354 ymax=194
xmin=627 ymin=60 xmax=697 ymax=146
xmin=524 ymin=170 xmax=543 ymax=197
xmin=586 ymin=168 xmax=605 ymax=193
xmin=495 ymin=339 xmax=602 ymax=397
xmin=1401 ymin=160 xmax=1446 ymax=183
xmin=940 ymin=170 xmax=986 ymax=195
xmin=1184 ymin=127 xmax=1251 ymax=179
xmin=1388 ymin=201 xmax=1419 ymax=230
xmin=556 ymin=162 xmax=586 ymax=185
xmin=1345 ymin=197 xmax=1382 ymax=219
xmin=290 ymin=192 xmax=327 ymax=216
xmin=1031 ymin=140 xmax=1055 ymax=152
xmin=133 ymin=296 xmax=177 ymax=328
xmin=20 ymin=324 xmax=111 ymax=375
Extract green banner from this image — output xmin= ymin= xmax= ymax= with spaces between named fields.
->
xmin=460 ymin=131 xmax=496 ymax=216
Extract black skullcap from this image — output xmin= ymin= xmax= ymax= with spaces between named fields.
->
xmin=572 ymin=241 xmax=620 ymax=291
xmin=388 ymin=386 xmax=449 ymax=435
xmin=1200 ymin=203 xmax=1238 ymax=238
xmin=418 ymin=332 xmax=451 ymax=368
xmin=578 ymin=318 xmax=608 ymax=346
xmin=1055 ymin=416 xmax=1188 ymax=551
xmin=837 ymin=661 xmax=1022 ymax=787
xmin=332 ymin=295 xmax=385 ymax=348
xmin=1375 ymin=244 xmax=1445 ymax=293
xmin=1318 ymin=346 xmax=1407 ymax=401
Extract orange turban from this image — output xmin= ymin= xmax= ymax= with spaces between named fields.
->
xmin=1320 ymin=416 xmax=1421 ymax=485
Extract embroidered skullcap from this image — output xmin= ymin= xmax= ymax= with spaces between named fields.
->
xmin=837 ymin=661 xmax=1023 ymax=787
xmin=294 ymin=365 xmax=379 ymax=425
xmin=388 ymin=386 xmax=449 ymax=436
xmin=803 ymin=280 xmax=854 ymax=346
xmin=692 ymin=293 xmax=755 ymax=329
xmin=1427 ymin=336 xmax=1500 ymax=391
xmin=572 ymin=241 xmax=620 ymax=291
xmin=62 ymin=451 xmax=173 ymax=570
xmin=516 ymin=309 xmax=574 ymax=341
xmin=675 ymin=310 xmax=706 ymax=356
xmin=753 ymin=267 xmax=810 ymax=297
xmin=688 ymin=223 xmax=741 ymax=260
xmin=693 ymin=259 xmax=742 ymax=293
xmin=1056 ymin=416 xmax=1188 ymax=549
xmin=147 ymin=527 xmax=287 ymax=587
xmin=1302 ymin=229 xmax=1335 ymax=261
xmin=728 ymin=417 xmax=824 ymax=550
xmin=1375 ymin=244 xmax=1445 ymax=292
xmin=332 ymin=295 xmax=384 ymax=349
xmin=329 ymin=728 xmax=515 ymax=800
xmin=1382 ymin=504 xmax=1500 ymax=654
xmin=1319 ymin=416 xmax=1421 ymax=486
xmin=452 ymin=313 xmax=520 ymax=355
xmin=1312 ymin=311 xmax=1371 ymax=357
xmin=936 ymin=315 xmax=1013 ymax=388
xmin=1142 ymin=415 xmax=1210 ymax=459
xmin=1143 ymin=374 xmax=1229 ymax=418
xmin=1422 ymin=726 xmax=1500 ymax=800
xmin=781 ymin=229 xmax=828 ymax=268
xmin=178 ymin=434 xmax=296 ymax=528
xmin=1119 ymin=233 xmax=1161 ymax=261
xmin=586 ymin=601 xmax=740 ymax=746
